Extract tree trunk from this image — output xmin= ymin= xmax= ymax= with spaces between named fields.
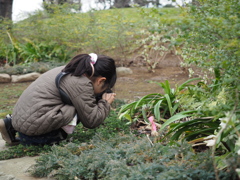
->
xmin=192 ymin=0 xmax=200 ymax=6
xmin=133 ymin=0 xmax=148 ymax=6
xmin=113 ymin=0 xmax=131 ymax=8
xmin=57 ymin=0 xmax=68 ymax=5
xmin=155 ymin=0 xmax=160 ymax=7
xmin=0 ymin=0 xmax=13 ymax=20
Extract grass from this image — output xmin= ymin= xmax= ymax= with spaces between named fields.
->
xmin=0 ymin=82 xmax=31 ymax=118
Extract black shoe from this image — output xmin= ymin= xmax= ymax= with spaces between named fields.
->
xmin=2 ymin=114 xmax=20 ymax=145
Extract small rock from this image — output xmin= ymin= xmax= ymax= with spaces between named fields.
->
xmin=118 ymin=77 xmax=135 ymax=81
xmin=116 ymin=67 xmax=133 ymax=76
xmin=0 ymin=74 xmax=11 ymax=83
xmin=0 ymin=172 xmax=19 ymax=180
xmin=149 ymin=76 xmax=168 ymax=81
xmin=3 ymin=64 xmax=11 ymax=69
xmin=11 ymin=72 xmax=41 ymax=83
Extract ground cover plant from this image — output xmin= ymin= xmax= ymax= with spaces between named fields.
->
xmin=28 ymin=135 xmax=238 ymax=180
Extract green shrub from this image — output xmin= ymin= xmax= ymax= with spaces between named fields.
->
xmin=0 ymin=144 xmax=51 ymax=160
xmin=180 ymin=0 xmax=240 ymax=99
xmin=29 ymin=135 xmax=237 ymax=180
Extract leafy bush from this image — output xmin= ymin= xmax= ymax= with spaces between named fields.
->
xmin=176 ymin=2 xmax=240 ymax=171
xmin=1 ymin=32 xmax=72 ymax=65
xmin=0 ymin=20 xmax=13 ymax=61
xmin=179 ymin=0 xmax=240 ymax=106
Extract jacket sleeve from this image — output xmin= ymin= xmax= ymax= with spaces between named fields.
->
xmin=70 ymin=81 xmax=111 ymax=129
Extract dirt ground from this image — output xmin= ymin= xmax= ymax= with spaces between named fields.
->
xmin=114 ymin=53 xmax=190 ymax=101
xmin=115 ymin=66 xmax=189 ymax=100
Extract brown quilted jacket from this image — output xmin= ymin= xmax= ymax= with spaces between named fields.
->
xmin=12 ymin=66 xmax=110 ymax=136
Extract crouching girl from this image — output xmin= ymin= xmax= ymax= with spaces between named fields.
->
xmin=0 ymin=53 xmax=116 ymax=145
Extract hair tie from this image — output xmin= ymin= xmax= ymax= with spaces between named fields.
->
xmin=89 ymin=53 xmax=97 ymax=77
xmin=89 ymin=53 xmax=98 ymax=64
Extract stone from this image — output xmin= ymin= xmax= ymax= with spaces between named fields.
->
xmin=0 ymin=135 xmax=53 ymax=180
xmin=116 ymin=67 xmax=133 ymax=76
xmin=11 ymin=72 xmax=41 ymax=83
xmin=0 ymin=74 xmax=11 ymax=83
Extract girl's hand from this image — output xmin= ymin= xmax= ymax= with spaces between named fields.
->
xmin=102 ymin=93 xmax=116 ymax=104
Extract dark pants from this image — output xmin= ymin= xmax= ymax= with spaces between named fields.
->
xmin=18 ymin=129 xmax=68 ymax=146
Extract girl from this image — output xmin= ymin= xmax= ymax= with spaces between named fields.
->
xmin=0 ymin=53 xmax=117 ymax=145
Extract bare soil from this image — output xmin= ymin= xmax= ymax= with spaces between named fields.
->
xmin=114 ymin=53 xmax=191 ymax=101
xmin=115 ymin=66 xmax=189 ymax=100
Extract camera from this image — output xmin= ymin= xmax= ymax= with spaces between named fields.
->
xmin=96 ymin=89 xmax=113 ymax=102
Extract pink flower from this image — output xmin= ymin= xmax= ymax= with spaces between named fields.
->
xmin=148 ymin=116 xmax=158 ymax=136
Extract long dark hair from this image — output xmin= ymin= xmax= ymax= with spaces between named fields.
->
xmin=62 ymin=54 xmax=117 ymax=89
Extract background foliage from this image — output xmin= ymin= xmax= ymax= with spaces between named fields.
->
xmin=0 ymin=7 xmax=181 ymax=66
